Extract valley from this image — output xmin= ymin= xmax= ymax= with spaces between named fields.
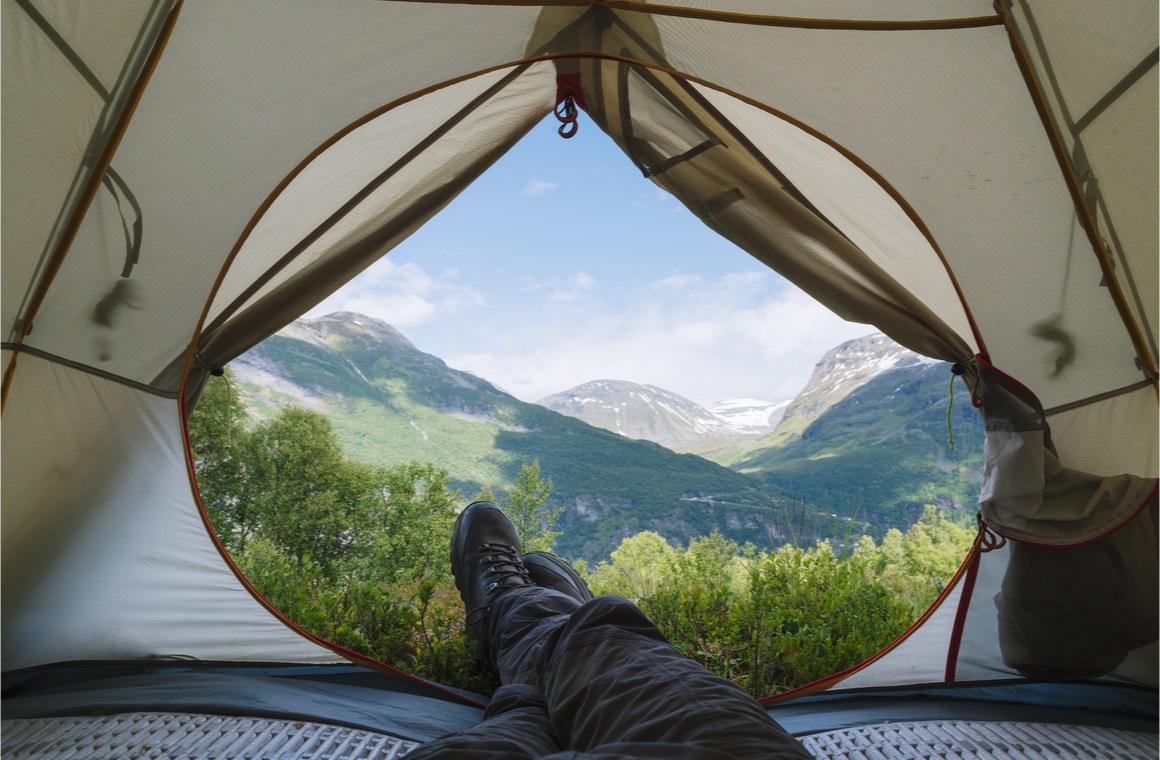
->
xmin=228 ymin=312 xmax=984 ymax=561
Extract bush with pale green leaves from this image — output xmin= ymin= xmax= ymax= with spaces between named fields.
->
xmin=586 ymin=517 xmax=974 ymax=696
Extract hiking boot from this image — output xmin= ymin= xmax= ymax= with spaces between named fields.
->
xmin=523 ymin=551 xmax=594 ymax=604
xmin=451 ymin=501 xmax=534 ymax=637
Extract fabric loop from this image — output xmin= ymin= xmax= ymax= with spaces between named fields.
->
xmin=555 ymin=93 xmax=579 ymax=138
xmin=554 ymin=73 xmax=587 ymax=140
xmin=976 ymin=512 xmax=1007 ymax=553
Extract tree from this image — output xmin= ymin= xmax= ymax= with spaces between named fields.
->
xmin=187 ymin=370 xmax=254 ymax=552
xmin=355 ymin=461 xmax=461 ymax=584
xmin=876 ymin=528 xmax=905 ymax=575
xmin=502 ymin=460 xmax=562 ymax=553
xmin=901 ymin=505 xmax=975 ymax=584
xmin=671 ymin=531 xmax=739 ymax=590
xmin=243 ymin=407 xmax=378 ymax=574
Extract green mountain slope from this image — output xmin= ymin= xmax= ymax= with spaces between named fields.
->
xmin=734 ymin=358 xmax=984 ymax=533
xmin=231 ymin=313 xmax=795 ymax=560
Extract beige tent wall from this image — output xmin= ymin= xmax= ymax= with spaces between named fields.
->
xmin=1009 ymin=0 xmax=1159 ymax=366
xmin=1048 ymin=386 xmax=1159 ymax=479
xmin=0 ymin=0 xmax=164 ymax=339
xmin=3 ymin=0 xmax=1155 ymax=693
xmin=194 ymin=63 xmax=557 ymax=374
xmin=1 ymin=352 xmax=338 ymax=670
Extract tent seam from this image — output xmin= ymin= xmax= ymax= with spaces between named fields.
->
xmin=943 ymin=545 xmax=982 ymax=682
xmin=0 ymin=345 xmax=179 ymax=399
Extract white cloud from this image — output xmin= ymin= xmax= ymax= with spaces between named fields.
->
xmin=571 ymin=272 xmax=597 ymax=289
xmin=518 ymin=272 xmax=598 ymax=302
xmin=305 ymin=260 xmax=876 ymax=408
xmin=522 ymin=179 xmax=559 ymax=197
xmin=305 ymin=258 xmax=484 ymax=328
xmin=550 ymin=271 xmax=597 ymax=302
xmin=443 ymin=272 xmax=875 ymax=407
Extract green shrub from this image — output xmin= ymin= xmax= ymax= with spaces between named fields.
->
xmin=637 ymin=541 xmax=915 ymax=696
xmin=236 ymin=538 xmax=499 ymax=695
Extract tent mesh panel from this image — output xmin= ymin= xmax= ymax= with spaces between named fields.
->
xmin=4 ymin=714 xmax=1157 ymax=758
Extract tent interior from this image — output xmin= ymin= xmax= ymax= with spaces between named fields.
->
xmin=3 ymin=1 xmax=1157 ymax=756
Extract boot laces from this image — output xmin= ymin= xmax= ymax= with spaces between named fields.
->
xmin=466 ymin=543 xmax=531 ymax=624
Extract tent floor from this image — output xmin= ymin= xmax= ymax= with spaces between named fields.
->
xmin=3 ymin=664 xmax=1156 ymax=758
xmin=3 ymin=712 xmax=1157 ymax=759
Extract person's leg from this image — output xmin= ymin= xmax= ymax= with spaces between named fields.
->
xmin=489 ymin=551 xmax=592 ymax=687
xmin=454 ymin=503 xmax=809 ymax=759
xmin=536 ymin=595 xmax=812 ymax=760
xmin=485 ymin=592 xmax=810 ymax=760
xmin=401 ymin=684 xmax=561 ymax=760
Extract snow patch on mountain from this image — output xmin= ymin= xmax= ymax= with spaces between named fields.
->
xmin=535 ymin=380 xmax=791 ymax=455
xmin=710 ymin=398 xmax=790 ymax=433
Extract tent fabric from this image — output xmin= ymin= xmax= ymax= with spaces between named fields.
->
xmin=0 ymin=352 xmax=340 ymax=671
xmin=976 ymin=357 xmax=1156 ymax=545
xmin=2 ymin=670 xmax=484 ymax=744
xmin=995 ymin=503 xmax=1159 ymax=680
xmin=2 ymin=0 xmax=1156 ymax=700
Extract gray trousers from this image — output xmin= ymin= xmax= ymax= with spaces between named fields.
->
xmin=406 ymin=587 xmax=812 ymax=759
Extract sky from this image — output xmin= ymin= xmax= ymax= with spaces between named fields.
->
xmin=306 ymin=114 xmax=875 ymax=408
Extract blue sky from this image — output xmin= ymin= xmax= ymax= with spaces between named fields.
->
xmin=307 ymin=114 xmax=875 ymax=407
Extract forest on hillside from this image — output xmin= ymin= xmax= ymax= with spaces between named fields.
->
xmin=190 ymin=372 xmax=978 ymax=697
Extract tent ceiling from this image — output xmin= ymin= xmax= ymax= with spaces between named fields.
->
xmin=4 ymin=1 xmax=1152 ymax=407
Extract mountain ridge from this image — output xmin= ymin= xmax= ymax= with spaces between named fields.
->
xmin=229 ymin=312 xmax=800 ymax=560
xmin=228 ymin=312 xmax=983 ymax=558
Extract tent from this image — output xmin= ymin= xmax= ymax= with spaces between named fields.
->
xmin=3 ymin=0 xmax=1157 ymax=755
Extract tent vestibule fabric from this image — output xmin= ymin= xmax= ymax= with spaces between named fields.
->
xmin=3 ymin=0 xmax=1156 ymax=731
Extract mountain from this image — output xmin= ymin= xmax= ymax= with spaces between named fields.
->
xmin=227 ymin=314 xmax=983 ymax=557
xmin=732 ymin=334 xmax=984 ymax=530
xmin=754 ymin=333 xmax=931 ymax=449
xmin=531 ymin=333 xmax=984 ymax=534
xmin=229 ymin=313 xmax=797 ymax=560
xmin=536 ymin=381 xmax=784 ymax=458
